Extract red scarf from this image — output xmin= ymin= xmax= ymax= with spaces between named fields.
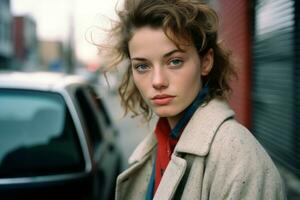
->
xmin=154 ymin=118 xmax=179 ymax=192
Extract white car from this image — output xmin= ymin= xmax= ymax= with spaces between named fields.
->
xmin=0 ymin=71 xmax=122 ymax=200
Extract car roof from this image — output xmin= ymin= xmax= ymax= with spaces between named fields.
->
xmin=0 ymin=71 xmax=87 ymax=91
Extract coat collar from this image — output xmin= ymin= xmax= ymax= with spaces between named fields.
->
xmin=128 ymin=98 xmax=234 ymax=164
xmin=128 ymin=131 xmax=157 ymax=164
xmin=174 ymin=98 xmax=234 ymax=156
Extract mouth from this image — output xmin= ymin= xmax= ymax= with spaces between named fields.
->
xmin=151 ymin=94 xmax=175 ymax=106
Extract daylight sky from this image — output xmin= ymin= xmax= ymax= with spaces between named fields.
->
xmin=11 ymin=0 xmax=122 ymax=63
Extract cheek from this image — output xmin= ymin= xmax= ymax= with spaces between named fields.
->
xmin=132 ymin=73 xmax=141 ymax=89
xmin=177 ymin=66 xmax=202 ymax=89
xmin=180 ymin=78 xmax=201 ymax=96
xmin=132 ymin=74 xmax=148 ymax=97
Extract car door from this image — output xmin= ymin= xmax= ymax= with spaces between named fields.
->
xmin=74 ymin=85 xmax=119 ymax=200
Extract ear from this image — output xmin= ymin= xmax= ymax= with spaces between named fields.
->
xmin=201 ymin=48 xmax=214 ymax=76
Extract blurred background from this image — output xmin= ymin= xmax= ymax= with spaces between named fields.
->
xmin=0 ymin=0 xmax=300 ymax=199
xmin=1 ymin=0 xmax=121 ymax=73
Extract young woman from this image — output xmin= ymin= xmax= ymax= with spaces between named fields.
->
xmin=102 ymin=0 xmax=286 ymax=199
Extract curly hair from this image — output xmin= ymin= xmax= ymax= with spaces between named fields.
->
xmin=101 ymin=0 xmax=236 ymax=120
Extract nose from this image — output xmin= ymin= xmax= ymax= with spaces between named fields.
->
xmin=152 ymin=66 xmax=168 ymax=90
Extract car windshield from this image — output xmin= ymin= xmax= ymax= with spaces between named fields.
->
xmin=0 ymin=89 xmax=85 ymax=178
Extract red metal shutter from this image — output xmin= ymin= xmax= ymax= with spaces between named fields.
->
xmin=209 ymin=0 xmax=252 ymax=128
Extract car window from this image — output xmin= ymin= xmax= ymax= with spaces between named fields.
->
xmin=0 ymin=89 xmax=85 ymax=178
xmin=75 ymin=87 xmax=102 ymax=148
xmin=88 ymin=87 xmax=112 ymax=127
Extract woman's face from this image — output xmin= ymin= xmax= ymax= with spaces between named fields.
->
xmin=128 ymin=27 xmax=213 ymax=127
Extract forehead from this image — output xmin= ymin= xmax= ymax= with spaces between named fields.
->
xmin=128 ymin=26 xmax=191 ymax=57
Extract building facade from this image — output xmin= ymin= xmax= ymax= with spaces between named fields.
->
xmin=0 ymin=0 xmax=13 ymax=69
xmin=12 ymin=16 xmax=39 ymax=71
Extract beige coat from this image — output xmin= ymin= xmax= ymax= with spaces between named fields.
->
xmin=115 ymin=98 xmax=286 ymax=200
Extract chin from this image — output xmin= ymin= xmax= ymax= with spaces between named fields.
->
xmin=153 ymin=107 xmax=180 ymax=118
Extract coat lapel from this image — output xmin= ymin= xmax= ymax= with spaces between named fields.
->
xmin=116 ymin=154 xmax=153 ymax=200
xmin=175 ymin=98 xmax=234 ymax=156
xmin=116 ymin=133 xmax=157 ymax=200
xmin=128 ymin=132 xmax=157 ymax=164
xmin=154 ymin=154 xmax=187 ymax=200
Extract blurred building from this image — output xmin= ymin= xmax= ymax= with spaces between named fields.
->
xmin=0 ymin=0 xmax=13 ymax=69
xmin=208 ymin=0 xmax=300 ymax=198
xmin=38 ymin=16 xmax=76 ymax=74
xmin=37 ymin=15 xmax=76 ymax=73
xmin=39 ymin=40 xmax=64 ymax=71
xmin=12 ymin=15 xmax=39 ymax=71
xmin=38 ymin=40 xmax=75 ymax=72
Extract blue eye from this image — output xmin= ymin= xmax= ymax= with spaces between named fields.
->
xmin=169 ymin=58 xmax=183 ymax=68
xmin=134 ymin=63 xmax=150 ymax=73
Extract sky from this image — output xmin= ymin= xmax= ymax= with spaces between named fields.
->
xmin=11 ymin=0 xmax=123 ymax=63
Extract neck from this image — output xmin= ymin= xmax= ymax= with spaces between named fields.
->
xmin=167 ymin=113 xmax=184 ymax=129
xmin=168 ymin=85 xmax=209 ymax=138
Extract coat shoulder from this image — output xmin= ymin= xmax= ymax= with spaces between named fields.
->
xmin=210 ymin=118 xmax=275 ymax=168
xmin=214 ymin=119 xmax=261 ymax=152
xmin=203 ymin=119 xmax=286 ymax=199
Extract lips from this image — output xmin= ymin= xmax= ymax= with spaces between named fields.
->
xmin=151 ymin=94 xmax=175 ymax=106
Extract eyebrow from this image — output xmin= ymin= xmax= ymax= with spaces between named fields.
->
xmin=130 ymin=49 xmax=185 ymax=61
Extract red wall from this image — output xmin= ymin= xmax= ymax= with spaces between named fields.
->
xmin=212 ymin=0 xmax=252 ymax=128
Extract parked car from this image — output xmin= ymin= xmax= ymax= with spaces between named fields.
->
xmin=0 ymin=71 xmax=122 ymax=200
